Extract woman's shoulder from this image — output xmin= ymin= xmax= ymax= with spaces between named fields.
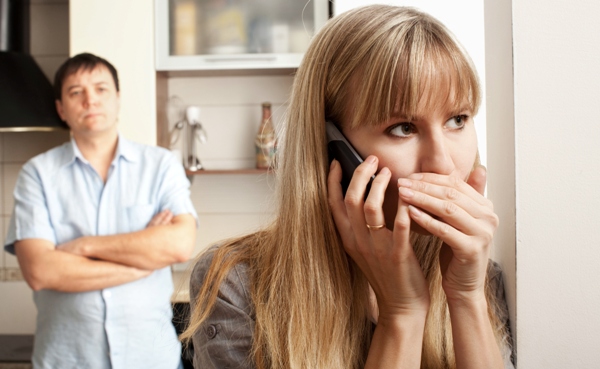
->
xmin=189 ymin=244 xmax=256 ymax=369
xmin=190 ymin=244 xmax=253 ymax=316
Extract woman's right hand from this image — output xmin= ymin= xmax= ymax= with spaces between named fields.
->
xmin=328 ymin=156 xmax=430 ymax=322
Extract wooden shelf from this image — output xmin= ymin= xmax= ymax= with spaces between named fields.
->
xmin=185 ymin=168 xmax=272 ymax=175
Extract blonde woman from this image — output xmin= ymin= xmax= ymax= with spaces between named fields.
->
xmin=181 ymin=5 xmax=514 ymax=369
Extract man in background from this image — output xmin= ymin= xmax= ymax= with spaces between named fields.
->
xmin=4 ymin=53 xmax=197 ymax=369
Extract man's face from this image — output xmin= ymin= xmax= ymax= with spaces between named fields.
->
xmin=55 ymin=65 xmax=120 ymax=138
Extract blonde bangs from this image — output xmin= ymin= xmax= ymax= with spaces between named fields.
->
xmin=342 ymin=16 xmax=481 ymax=130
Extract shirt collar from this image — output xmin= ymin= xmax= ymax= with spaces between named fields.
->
xmin=65 ymin=133 xmax=139 ymax=167
xmin=114 ymin=134 xmax=138 ymax=163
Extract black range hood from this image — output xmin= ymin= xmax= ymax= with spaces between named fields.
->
xmin=0 ymin=0 xmax=68 ymax=132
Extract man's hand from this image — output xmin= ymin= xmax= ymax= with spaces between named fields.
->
xmin=57 ymin=211 xmax=195 ymax=270
xmin=57 ymin=237 xmax=87 ymax=256
xmin=146 ymin=209 xmax=174 ymax=227
xmin=58 ymin=210 xmax=176 ymax=256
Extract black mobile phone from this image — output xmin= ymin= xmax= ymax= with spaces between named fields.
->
xmin=326 ymin=121 xmax=374 ymax=196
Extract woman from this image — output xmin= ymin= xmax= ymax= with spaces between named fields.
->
xmin=181 ymin=5 xmax=514 ymax=369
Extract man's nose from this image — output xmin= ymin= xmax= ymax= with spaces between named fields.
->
xmin=83 ymin=89 xmax=99 ymax=106
xmin=419 ymin=135 xmax=454 ymax=175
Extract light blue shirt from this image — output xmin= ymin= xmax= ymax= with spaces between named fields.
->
xmin=5 ymin=136 xmax=197 ymax=369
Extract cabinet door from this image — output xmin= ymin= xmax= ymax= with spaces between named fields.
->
xmin=155 ymin=0 xmax=330 ymax=71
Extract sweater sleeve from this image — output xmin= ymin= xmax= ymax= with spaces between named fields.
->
xmin=189 ymin=247 xmax=255 ymax=369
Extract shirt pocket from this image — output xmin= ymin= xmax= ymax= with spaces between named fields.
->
xmin=126 ymin=204 xmax=156 ymax=232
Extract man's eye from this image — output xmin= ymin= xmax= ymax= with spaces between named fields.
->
xmin=445 ymin=115 xmax=469 ymax=129
xmin=389 ymin=123 xmax=415 ymax=137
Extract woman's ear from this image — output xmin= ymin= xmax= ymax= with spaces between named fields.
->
xmin=467 ymin=165 xmax=487 ymax=195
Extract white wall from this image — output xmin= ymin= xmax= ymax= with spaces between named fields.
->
xmin=512 ymin=0 xmax=600 ymax=366
xmin=69 ymin=0 xmax=157 ymax=146
xmin=483 ymin=0 xmax=516 ymax=349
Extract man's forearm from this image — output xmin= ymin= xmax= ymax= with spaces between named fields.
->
xmin=16 ymin=241 xmax=150 ymax=292
xmin=64 ymin=214 xmax=196 ymax=270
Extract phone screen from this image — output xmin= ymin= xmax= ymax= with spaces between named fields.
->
xmin=326 ymin=121 xmax=374 ymax=196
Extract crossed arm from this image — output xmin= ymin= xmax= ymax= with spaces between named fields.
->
xmin=15 ymin=211 xmax=196 ymax=293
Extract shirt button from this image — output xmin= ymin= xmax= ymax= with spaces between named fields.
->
xmin=206 ymin=324 xmax=219 ymax=339
xmin=103 ymin=290 xmax=112 ymax=299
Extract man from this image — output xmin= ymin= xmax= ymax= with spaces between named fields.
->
xmin=4 ymin=53 xmax=197 ymax=369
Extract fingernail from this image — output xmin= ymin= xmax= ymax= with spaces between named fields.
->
xmin=330 ymin=159 xmax=337 ymax=170
xmin=409 ymin=173 xmax=423 ymax=180
xmin=408 ymin=205 xmax=421 ymax=217
xmin=399 ymin=187 xmax=414 ymax=197
xmin=379 ymin=167 xmax=390 ymax=176
xmin=397 ymin=178 xmax=412 ymax=187
xmin=366 ymin=155 xmax=377 ymax=164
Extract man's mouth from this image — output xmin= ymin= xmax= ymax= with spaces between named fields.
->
xmin=84 ymin=113 xmax=103 ymax=119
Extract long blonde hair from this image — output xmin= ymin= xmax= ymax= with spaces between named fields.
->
xmin=181 ymin=5 xmax=509 ymax=369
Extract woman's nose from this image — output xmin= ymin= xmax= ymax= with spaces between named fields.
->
xmin=419 ymin=136 xmax=454 ymax=175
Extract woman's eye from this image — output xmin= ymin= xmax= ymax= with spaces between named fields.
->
xmin=389 ymin=123 xmax=415 ymax=137
xmin=445 ymin=115 xmax=469 ymax=129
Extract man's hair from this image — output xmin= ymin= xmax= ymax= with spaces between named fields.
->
xmin=53 ymin=53 xmax=119 ymax=100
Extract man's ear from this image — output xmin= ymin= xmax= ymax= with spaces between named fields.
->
xmin=55 ymin=100 xmax=66 ymax=122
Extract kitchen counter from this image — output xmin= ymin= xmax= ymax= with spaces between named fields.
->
xmin=0 ymin=335 xmax=33 ymax=368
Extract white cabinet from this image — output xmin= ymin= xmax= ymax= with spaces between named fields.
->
xmin=155 ymin=0 xmax=330 ymax=71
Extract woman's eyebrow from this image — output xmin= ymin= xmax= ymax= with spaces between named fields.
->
xmin=386 ymin=105 xmax=472 ymax=122
xmin=449 ymin=105 xmax=472 ymax=116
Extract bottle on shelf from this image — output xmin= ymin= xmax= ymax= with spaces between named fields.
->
xmin=255 ymin=102 xmax=276 ymax=169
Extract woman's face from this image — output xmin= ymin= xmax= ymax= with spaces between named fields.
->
xmin=340 ymin=97 xmax=479 ymax=230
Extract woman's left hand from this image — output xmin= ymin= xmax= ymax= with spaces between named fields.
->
xmin=397 ymin=165 xmax=498 ymax=304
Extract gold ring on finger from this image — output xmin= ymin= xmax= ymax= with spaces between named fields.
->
xmin=366 ymin=223 xmax=386 ymax=230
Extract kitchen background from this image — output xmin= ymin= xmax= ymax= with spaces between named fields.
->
xmin=3 ymin=0 xmax=599 ymax=367
xmin=0 ymin=0 xmax=490 ymax=335
xmin=0 ymin=0 xmax=71 ymax=334
xmin=0 ymin=0 xmax=283 ymax=334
